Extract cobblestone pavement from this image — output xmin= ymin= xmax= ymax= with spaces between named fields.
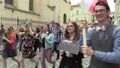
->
xmin=0 ymin=45 xmax=91 ymax=68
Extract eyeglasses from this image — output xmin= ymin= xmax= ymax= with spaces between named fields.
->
xmin=94 ymin=9 xmax=106 ymax=14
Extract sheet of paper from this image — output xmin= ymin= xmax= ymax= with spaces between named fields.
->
xmin=57 ymin=39 xmax=80 ymax=55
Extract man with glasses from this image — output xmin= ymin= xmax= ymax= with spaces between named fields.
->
xmin=81 ymin=1 xmax=120 ymax=68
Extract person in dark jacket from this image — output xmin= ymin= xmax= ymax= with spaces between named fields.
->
xmin=59 ymin=22 xmax=83 ymax=68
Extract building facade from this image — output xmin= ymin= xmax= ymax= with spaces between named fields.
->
xmin=70 ymin=4 xmax=93 ymax=24
xmin=0 ymin=0 xmax=70 ymax=29
xmin=39 ymin=0 xmax=70 ymax=27
xmin=114 ymin=0 xmax=120 ymax=26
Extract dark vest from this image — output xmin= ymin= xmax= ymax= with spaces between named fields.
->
xmin=89 ymin=24 xmax=120 ymax=68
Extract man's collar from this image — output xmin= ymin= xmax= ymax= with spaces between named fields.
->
xmin=95 ymin=22 xmax=110 ymax=32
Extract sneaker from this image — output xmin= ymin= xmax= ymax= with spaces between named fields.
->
xmin=52 ymin=64 xmax=55 ymax=68
xmin=56 ymin=57 xmax=59 ymax=60
xmin=52 ymin=62 xmax=55 ymax=68
xmin=35 ymin=62 xmax=39 ymax=68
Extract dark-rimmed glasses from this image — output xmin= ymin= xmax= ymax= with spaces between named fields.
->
xmin=94 ymin=9 xmax=106 ymax=14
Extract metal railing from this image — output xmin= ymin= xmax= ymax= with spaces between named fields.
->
xmin=0 ymin=17 xmax=49 ymax=30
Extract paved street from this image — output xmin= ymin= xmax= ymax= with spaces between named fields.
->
xmin=0 ymin=45 xmax=90 ymax=68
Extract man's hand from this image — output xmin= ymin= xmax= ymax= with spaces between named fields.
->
xmin=80 ymin=19 xmax=87 ymax=29
xmin=81 ymin=46 xmax=94 ymax=56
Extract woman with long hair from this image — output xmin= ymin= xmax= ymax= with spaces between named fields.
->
xmin=2 ymin=27 xmax=20 ymax=68
xmin=20 ymin=24 xmax=38 ymax=68
xmin=59 ymin=22 xmax=83 ymax=68
xmin=40 ymin=24 xmax=55 ymax=68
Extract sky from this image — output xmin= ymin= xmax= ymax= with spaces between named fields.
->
xmin=70 ymin=0 xmax=115 ymax=12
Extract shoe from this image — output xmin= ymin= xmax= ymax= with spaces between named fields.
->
xmin=17 ymin=62 xmax=21 ymax=68
xmin=56 ymin=57 xmax=59 ymax=60
xmin=35 ymin=62 xmax=39 ymax=68
xmin=52 ymin=62 xmax=55 ymax=68
xmin=52 ymin=64 xmax=55 ymax=68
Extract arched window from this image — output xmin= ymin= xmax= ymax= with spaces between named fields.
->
xmin=63 ymin=14 xmax=67 ymax=24
xmin=29 ymin=0 xmax=33 ymax=11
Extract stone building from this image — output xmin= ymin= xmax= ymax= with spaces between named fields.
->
xmin=0 ymin=0 xmax=70 ymax=29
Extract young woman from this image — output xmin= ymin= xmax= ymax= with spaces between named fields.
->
xmin=2 ymin=27 xmax=20 ymax=68
xmin=59 ymin=22 xmax=83 ymax=68
xmin=20 ymin=24 xmax=38 ymax=68
xmin=40 ymin=24 xmax=55 ymax=68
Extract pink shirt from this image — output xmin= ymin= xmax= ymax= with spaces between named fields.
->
xmin=9 ymin=33 xmax=16 ymax=50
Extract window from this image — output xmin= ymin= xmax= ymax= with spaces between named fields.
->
xmin=69 ymin=1 xmax=71 ymax=4
xmin=76 ymin=10 xmax=79 ymax=15
xmin=64 ymin=0 xmax=67 ymax=3
xmin=114 ymin=0 xmax=116 ymax=2
xmin=29 ymin=0 xmax=33 ymax=11
xmin=5 ymin=0 xmax=13 ymax=5
xmin=63 ymin=14 xmax=67 ymax=24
